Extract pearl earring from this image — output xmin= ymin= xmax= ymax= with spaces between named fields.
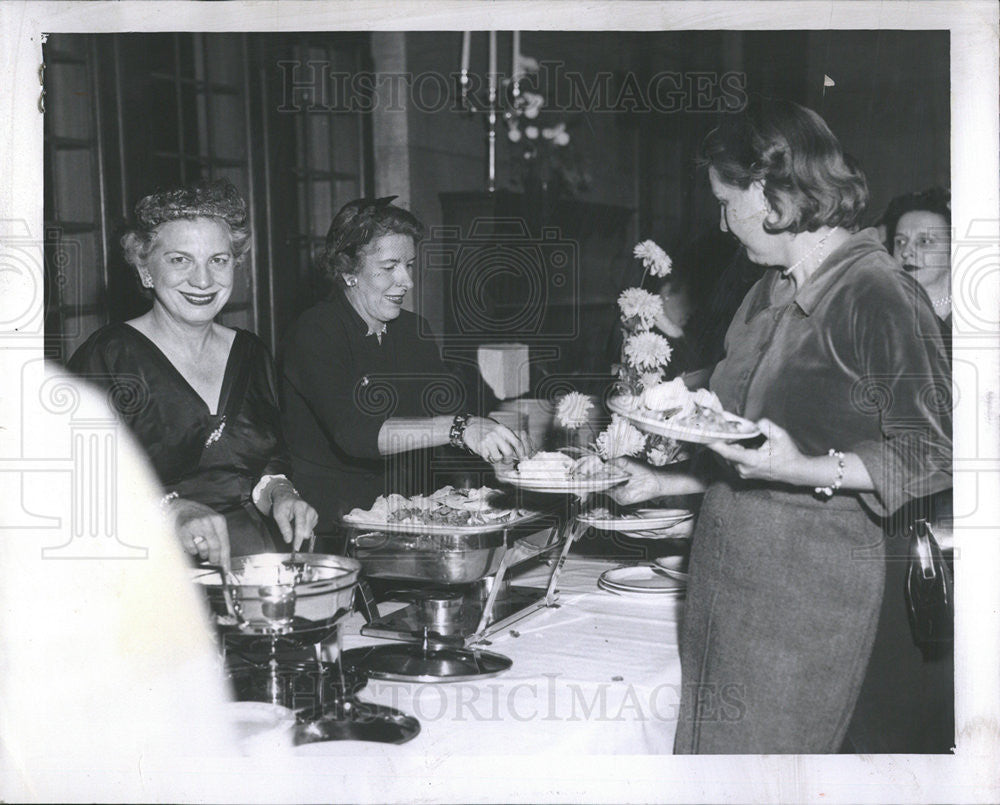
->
xmin=139 ymin=271 xmax=153 ymax=288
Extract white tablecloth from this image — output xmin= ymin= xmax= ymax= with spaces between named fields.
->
xmin=296 ymin=557 xmax=683 ymax=758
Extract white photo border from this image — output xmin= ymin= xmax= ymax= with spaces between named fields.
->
xmin=1 ymin=2 xmax=998 ymax=803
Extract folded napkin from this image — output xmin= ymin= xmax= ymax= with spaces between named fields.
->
xmin=477 ymin=343 xmax=530 ymax=400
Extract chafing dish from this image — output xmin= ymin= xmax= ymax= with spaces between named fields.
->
xmin=192 ymin=552 xmax=361 ymax=640
xmin=342 ymin=510 xmax=585 ymax=649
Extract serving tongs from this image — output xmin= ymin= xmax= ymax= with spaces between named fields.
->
xmin=279 ymin=532 xmax=318 ymax=585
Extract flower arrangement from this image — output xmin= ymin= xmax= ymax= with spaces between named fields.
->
xmin=610 ymin=239 xmax=685 ymax=466
xmin=503 ymin=61 xmax=591 ymax=198
xmin=613 ymin=239 xmax=674 ymax=396
xmin=551 ymin=238 xmax=685 ymax=467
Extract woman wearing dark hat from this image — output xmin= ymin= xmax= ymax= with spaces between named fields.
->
xmin=279 ymin=197 xmax=531 ymax=535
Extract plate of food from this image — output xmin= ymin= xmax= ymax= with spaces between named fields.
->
xmin=494 ymin=450 xmax=629 ymax=494
xmin=608 ymin=379 xmax=760 ymax=444
xmin=343 ymin=486 xmax=538 ymax=534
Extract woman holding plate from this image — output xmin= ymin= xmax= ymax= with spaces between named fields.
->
xmin=610 ymin=99 xmax=951 ymax=754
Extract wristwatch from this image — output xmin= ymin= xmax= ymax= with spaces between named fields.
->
xmin=449 ymin=413 xmax=473 ymax=449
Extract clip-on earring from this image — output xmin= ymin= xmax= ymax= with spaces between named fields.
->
xmin=139 ymin=271 xmax=154 ymax=289
xmin=344 ymin=276 xmax=358 ymax=287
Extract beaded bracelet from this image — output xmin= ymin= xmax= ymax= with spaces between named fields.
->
xmin=815 ymin=449 xmax=846 ymax=498
xmin=449 ymin=413 xmax=473 ymax=449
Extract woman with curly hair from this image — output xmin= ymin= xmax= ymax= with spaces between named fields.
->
xmin=280 ymin=196 xmax=531 ymax=535
xmin=69 ymin=178 xmax=318 ymax=564
xmin=611 ymin=99 xmax=951 ymax=753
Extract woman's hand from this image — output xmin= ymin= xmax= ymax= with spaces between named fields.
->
xmin=707 ymin=418 xmax=803 ymax=483
xmin=708 ymin=418 xmax=875 ymax=492
xmin=462 ymin=417 xmax=532 ymax=463
xmin=607 ymin=458 xmax=708 ymax=505
xmin=606 ymin=458 xmax=669 ymax=505
xmin=167 ymin=497 xmax=231 ymax=567
xmin=269 ymin=483 xmax=319 ymax=551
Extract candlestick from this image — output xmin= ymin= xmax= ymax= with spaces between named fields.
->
xmin=461 ymin=31 xmax=470 ymax=75
xmin=489 ymin=31 xmax=497 ymax=89
xmin=488 ymin=31 xmax=497 ymax=193
xmin=512 ymin=30 xmax=521 ymax=81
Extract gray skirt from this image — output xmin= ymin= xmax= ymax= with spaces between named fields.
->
xmin=673 ymin=480 xmax=885 ymax=754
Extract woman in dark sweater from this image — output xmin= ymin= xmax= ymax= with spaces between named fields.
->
xmin=279 ymin=197 xmax=530 ymax=534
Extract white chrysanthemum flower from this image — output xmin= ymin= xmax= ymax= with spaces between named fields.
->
xmin=623 ymin=331 xmax=673 ymax=371
xmin=617 ymin=287 xmax=662 ymax=330
xmin=633 ymin=239 xmax=673 ymax=277
xmin=595 ymin=415 xmax=646 ymax=460
xmin=555 ymin=391 xmax=593 ymax=430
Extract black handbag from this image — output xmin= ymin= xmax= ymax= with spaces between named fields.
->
xmin=904 ymin=517 xmax=954 ymax=661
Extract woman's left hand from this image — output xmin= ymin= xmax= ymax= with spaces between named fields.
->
xmin=706 ymin=418 xmax=803 ymax=484
xmin=270 ymin=485 xmax=319 ymax=550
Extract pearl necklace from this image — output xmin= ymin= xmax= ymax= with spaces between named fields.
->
xmin=783 ymin=227 xmax=840 ymax=276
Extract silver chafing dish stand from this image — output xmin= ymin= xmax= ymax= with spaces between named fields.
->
xmin=344 ymin=509 xmax=590 ymax=648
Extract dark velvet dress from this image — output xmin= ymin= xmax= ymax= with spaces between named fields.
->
xmin=674 ymin=230 xmax=952 ymax=753
xmin=279 ymin=291 xmax=462 ymax=533
xmin=68 ymin=323 xmax=291 ymax=556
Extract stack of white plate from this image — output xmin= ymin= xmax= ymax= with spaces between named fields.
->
xmin=577 ymin=508 xmax=694 ymax=540
xmin=597 ymin=565 xmax=686 ymax=597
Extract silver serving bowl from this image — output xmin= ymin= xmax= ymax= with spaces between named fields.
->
xmin=350 ymin=530 xmax=507 ymax=585
xmin=192 ymin=552 xmax=361 ymax=635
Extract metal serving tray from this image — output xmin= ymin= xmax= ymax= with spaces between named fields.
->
xmin=344 ymin=512 xmax=556 ymax=585
xmin=341 ymin=509 xmax=541 ymax=536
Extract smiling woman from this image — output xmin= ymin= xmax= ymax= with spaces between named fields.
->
xmin=68 ymin=179 xmax=319 ymax=561
xmin=279 ymin=197 xmax=532 ymax=537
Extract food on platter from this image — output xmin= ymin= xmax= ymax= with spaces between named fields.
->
xmin=640 ymin=377 xmax=690 ymax=414
xmin=345 ymin=486 xmax=524 ymax=528
xmin=512 ymin=450 xmax=614 ymax=482
xmin=615 ymin=381 xmax=753 ymax=436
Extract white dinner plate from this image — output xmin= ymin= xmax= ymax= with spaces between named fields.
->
xmin=598 ymin=578 xmax=685 ymax=598
xmin=652 ymin=555 xmax=690 ymax=580
xmin=577 ymin=508 xmax=692 ymax=531
xmin=494 ymin=467 xmax=629 ymax=494
xmin=608 ymin=395 xmax=760 ymax=444
xmin=598 ymin=566 xmax=686 ymax=594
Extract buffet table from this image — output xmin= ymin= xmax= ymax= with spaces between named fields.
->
xmin=294 ymin=557 xmax=683 ymax=758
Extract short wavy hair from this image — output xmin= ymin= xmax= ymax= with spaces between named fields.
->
xmin=120 ymin=178 xmax=252 ymax=271
xmin=881 ymin=186 xmax=951 ymax=253
xmin=317 ymin=196 xmax=425 ymax=298
xmin=699 ymin=98 xmax=869 ymax=234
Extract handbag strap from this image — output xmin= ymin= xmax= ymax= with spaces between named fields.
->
xmin=912 ymin=518 xmax=937 ymax=580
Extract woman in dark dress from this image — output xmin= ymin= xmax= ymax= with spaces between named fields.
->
xmin=280 ymin=197 xmax=531 ymax=534
xmin=842 ymin=187 xmax=955 ymax=753
xmin=883 ymin=186 xmax=952 ymax=360
xmin=610 ymin=99 xmax=951 ymax=753
xmin=69 ymin=179 xmax=318 ymax=564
